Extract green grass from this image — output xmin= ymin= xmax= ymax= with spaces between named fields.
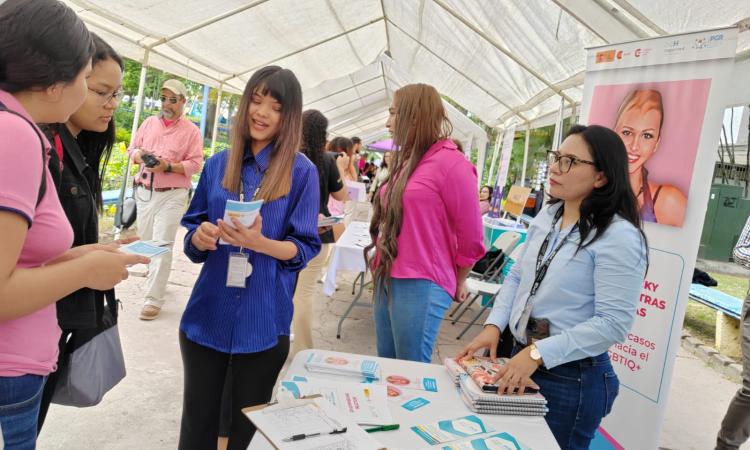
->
xmin=683 ymin=271 xmax=748 ymax=347
xmin=710 ymin=272 xmax=748 ymax=300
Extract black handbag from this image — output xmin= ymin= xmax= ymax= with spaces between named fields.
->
xmin=119 ymin=178 xmax=138 ymax=229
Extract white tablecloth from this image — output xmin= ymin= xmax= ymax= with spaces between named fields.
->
xmin=249 ymin=350 xmax=560 ymax=450
xmin=323 ymin=221 xmax=371 ymax=296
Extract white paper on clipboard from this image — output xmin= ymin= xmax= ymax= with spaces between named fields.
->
xmin=243 ymin=396 xmax=385 ymax=450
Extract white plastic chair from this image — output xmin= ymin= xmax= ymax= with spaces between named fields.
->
xmin=450 ymin=232 xmax=521 ymax=322
xmin=456 ymin=243 xmax=526 ymax=339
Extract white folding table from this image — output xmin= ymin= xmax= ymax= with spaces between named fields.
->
xmin=248 ymin=349 xmax=560 ymax=449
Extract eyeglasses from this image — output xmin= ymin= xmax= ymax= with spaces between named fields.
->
xmin=160 ymin=96 xmax=179 ymax=104
xmin=88 ymin=87 xmax=123 ymax=105
xmin=547 ymin=151 xmax=596 ymax=173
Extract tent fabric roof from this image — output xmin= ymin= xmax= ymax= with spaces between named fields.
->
xmin=65 ymin=0 xmax=750 ymax=142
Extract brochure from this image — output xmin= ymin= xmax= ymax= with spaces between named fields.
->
xmin=384 ymin=374 xmax=438 ymax=392
xmin=411 ymin=415 xmax=492 ymax=445
xmin=441 ymin=432 xmax=532 ymax=450
xmin=304 ymin=351 xmax=381 ymax=380
xmin=120 ymin=240 xmax=169 ymax=258
xmin=219 ymin=199 xmax=263 ymax=245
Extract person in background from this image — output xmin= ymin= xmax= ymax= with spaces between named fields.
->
xmin=290 ymin=109 xmax=347 ymax=357
xmin=457 ymin=125 xmax=648 ymax=450
xmin=353 ymin=136 xmax=364 ymax=175
xmin=479 ymin=185 xmax=493 ymax=215
xmin=368 ymin=151 xmax=392 ymax=203
xmin=128 ymin=79 xmax=204 ymax=320
xmin=0 ymin=1 xmax=147 ymax=445
xmin=178 ymin=66 xmax=320 ymax=449
xmin=715 ymin=214 xmax=750 ymax=450
xmin=327 ymin=136 xmax=356 ymax=218
xmin=37 ymin=33 xmax=130 ymax=431
xmin=365 ymin=83 xmax=485 ymax=363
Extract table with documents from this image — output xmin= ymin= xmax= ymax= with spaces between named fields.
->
xmin=248 ymin=350 xmax=560 ymax=450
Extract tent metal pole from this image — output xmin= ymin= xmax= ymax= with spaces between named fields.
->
xmin=521 ymin=124 xmax=530 ymax=188
xmin=432 ymin=0 xmax=574 ymax=104
xmin=386 ymin=19 xmax=529 ymax=125
xmin=223 ymin=17 xmax=385 ymax=83
xmin=320 ymin=88 xmax=386 ymax=115
xmin=114 ymin=48 xmax=150 ymax=229
xmin=147 ymin=0 xmax=271 ymax=48
xmin=487 ymin=128 xmax=503 ymax=185
xmin=379 ymin=0 xmax=392 ymax=54
xmin=305 ymin=74 xmax=382 ymax=106
xmin=79 ymin=16 xmax=229 ymax=88
xmin=210 ymin=84 xmax=224 ymax=156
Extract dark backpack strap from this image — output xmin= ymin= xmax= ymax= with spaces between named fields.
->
xmin=0 ymin=101 xmax=47 ymax=207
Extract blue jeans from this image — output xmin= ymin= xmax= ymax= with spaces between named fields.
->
xmin=373 ymin=278 xmax=452 ymax=362
xmin=516 ymin=347 xmax=618 ymax=450
xmin=0 ymin=374 xmax=46 ymax=450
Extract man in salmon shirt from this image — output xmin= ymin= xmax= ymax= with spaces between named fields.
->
xmin=129 ymin=79 xmax=203 ymax=320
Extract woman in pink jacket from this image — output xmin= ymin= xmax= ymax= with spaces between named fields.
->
xmin=365 ymin=84 xmax=485 ymax=362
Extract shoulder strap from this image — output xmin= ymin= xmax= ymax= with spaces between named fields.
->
xmin=0 ymin=101 xmax=47 ymax=207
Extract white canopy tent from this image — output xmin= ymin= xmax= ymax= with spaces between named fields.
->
xmin=61 ymin=0 xmax=750 ymax=198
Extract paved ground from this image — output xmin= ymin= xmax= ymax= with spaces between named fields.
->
xmin=37 ymin=229 xmax=749 ymax=450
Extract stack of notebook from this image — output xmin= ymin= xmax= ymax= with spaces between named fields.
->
xmin=304 ymin=351 xmax=381 ymax=380
xmin=444 ymin=357 xmax=548 ymax=417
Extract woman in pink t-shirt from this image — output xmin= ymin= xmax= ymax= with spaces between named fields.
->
xmin=364 ymin=84 xmax=485 ymax=362
xmin=0 ymin=1 xmax=147 ymax=445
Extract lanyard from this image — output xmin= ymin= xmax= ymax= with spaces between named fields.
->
xmin=237 ymin=162 xmax=264 ymax=254
xmin=529 ymin=206 xmax=577 ymax=297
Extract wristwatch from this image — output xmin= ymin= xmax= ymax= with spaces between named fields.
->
xmin=529 ymin=344 xmax=543 ymax=366
xmin=166 ymin=162 xmax=172 ymax=173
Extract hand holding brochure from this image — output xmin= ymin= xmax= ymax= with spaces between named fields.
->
xmin=220 ymin=199 xmax=263 ymax=245
xmin=120 ymin=241 xmax=169 ymax=258
xmin=318 ymin=215 xmax=344 ymax=227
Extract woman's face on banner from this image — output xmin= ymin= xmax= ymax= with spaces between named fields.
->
xmin=615 ymin=106 xmax=661 ymax=175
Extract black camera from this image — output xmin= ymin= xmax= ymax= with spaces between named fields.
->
xmin=141 ymin=152 xmax=160 ymax=168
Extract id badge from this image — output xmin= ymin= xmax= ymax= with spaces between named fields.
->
xmin=226 ymin=252 xmax=253 ymax=288
xmin=526 ymin=317 xmax=551 ymax=344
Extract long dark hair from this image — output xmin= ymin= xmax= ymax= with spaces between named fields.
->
xmin=550 ymin=124 xmax=647 ymax=253
xmin=0 ymin=0 xmax=94 ymax=92
xmin=301 ymin=109 xmax=328 ymax=208
xmin=365 ymin=83 xmax=452 ymax=287
xmin=224 ymin=66 xmax=302 ymax=201
xmin=78 ymin=34 xmax=124 ymax=210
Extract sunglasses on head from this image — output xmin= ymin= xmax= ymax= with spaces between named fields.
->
xmin=160 ymin=96 xmax=179 ymax=104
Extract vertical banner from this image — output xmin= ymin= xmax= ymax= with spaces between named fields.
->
xmin=489 ymin=123 xmax=516 ymax=217
xmin=580 ymin=28 xmax=738 ymax=449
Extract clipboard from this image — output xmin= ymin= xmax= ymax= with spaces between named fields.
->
xmin=243 ymin=395 xmax=387 ymax=450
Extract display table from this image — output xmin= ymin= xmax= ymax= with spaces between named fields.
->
xmin=248 ymin=350 xmax=560 ymax=450
xmin=323 ymin=221 xmax=372 ymax=339
xmin=482 ymin=215 xmax=527 ymax=251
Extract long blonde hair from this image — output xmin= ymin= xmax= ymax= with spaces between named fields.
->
xmin=364 ymin=84 xmax=452 ymax=286
xmin=222 ymin=66 xmax=302 ymax=201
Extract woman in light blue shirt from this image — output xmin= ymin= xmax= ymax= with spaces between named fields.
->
xmin=458 ymin=125 xmax=648 ymax=450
